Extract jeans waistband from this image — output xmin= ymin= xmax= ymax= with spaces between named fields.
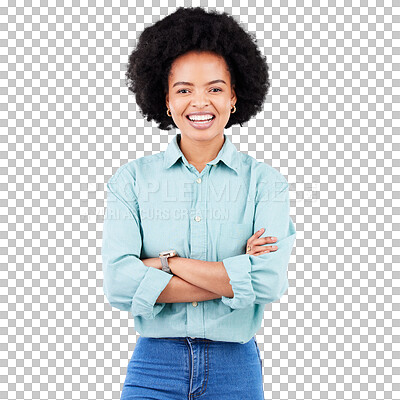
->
xmin=157 ymin=337 xmax=213 ymax=342
xmin=145 ymin=336 xmax=256 ymax=344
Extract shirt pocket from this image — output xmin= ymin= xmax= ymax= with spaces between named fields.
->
xmin=219 ymin=222 xmax=249 ymax=239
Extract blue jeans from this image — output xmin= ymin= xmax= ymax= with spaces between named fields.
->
xmin=120 ymin=335 xmax=264 ymax=400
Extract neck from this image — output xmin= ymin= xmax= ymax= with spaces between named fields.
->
xmin=178 ymin=134 xmax=225 ymax=165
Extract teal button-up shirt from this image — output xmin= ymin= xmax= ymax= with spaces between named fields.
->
xmin=102 ymin=133 xmax=296 ymax=344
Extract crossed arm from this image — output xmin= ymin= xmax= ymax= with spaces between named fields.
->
xmin=141 ymin=258 xmax=231 ymax=303
xmin=156 ymin=269 xmax=224 ymax=303
xmin=141 ymin=230 xmax=278 ymax=304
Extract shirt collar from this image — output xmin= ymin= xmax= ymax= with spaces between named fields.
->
xmin=163 ymin=133 xmax=239 ymax=174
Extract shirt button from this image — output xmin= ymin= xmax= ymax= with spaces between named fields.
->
xmin=196 ymin=178 xmax=202 ymax=184
xmin=192 ymin=301 xmax=198 ymax=307
xmin=194 ymin=216 xmax=201 ymax=222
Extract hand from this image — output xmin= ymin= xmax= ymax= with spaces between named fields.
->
xmin=141 ymin=257 xmax=162 ymax=270
xmin=246 ymin=228 xmax=278 ymax=256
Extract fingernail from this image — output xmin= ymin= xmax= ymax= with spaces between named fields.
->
xmin=259 ymin=228 xmax=264 ymax=232
xmin=272 ymin=237 xmax=277 ymax=241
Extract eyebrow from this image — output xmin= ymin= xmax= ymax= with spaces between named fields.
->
xmin=172 ymin=79 xmax=227 ymax=88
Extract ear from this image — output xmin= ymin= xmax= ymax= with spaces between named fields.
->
xmin=231 ymin=85 xmax=237 ymax=103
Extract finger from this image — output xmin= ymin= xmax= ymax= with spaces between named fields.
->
xmin=259 ymin=245 xmax=278 ymax=253
xmin=249 ymin=249 xmax=270 ymax=256
xmin=248 ymin=245 xmax=278 ymax=256
xmin=252 ymin=236 xmax=278 ymax=246
xmin=249 ymin=228 xmax=265 ymax=241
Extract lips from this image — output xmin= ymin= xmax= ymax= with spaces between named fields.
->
xmin=186 ymin=115 xmax=216 ymax=130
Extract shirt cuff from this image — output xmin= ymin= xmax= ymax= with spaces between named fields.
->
xmin=130 ymin=266 xmax=173 ymax=320
xmin=221 ymin=254 xmax=256 ymax=309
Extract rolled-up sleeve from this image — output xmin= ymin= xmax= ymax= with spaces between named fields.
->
xmin=221 ymin=178 xmax=296 ymax=309
xmin=101 ymin=168 xmax=173 ymax=319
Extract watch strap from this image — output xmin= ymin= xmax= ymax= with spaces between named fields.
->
xmin=160 ymin=256 xmax=172 ymax=274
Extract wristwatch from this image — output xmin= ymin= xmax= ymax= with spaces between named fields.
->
xmin=159 ymin=250 xmax=178 ymax=274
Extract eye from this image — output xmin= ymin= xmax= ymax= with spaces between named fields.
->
xmin=177 ymin=88 xmax=222 ymax=94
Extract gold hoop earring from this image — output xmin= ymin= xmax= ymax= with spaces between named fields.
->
xmin=167 ymin=108 xmax=172 ymax=117
xmin=231 ymin=105 xmax=236 ymax=113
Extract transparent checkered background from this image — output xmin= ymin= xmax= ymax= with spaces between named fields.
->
xmin=2 ymin=2 xmax=399 ymax=400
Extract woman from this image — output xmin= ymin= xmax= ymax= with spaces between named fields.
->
xmin=102 ymin=7 xmax=296 ymax=400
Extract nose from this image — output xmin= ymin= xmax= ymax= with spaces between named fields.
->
xmin=190 ymin=91 xmax=210 ymax=108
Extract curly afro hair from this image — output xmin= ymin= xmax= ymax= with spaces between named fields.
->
xmin=125 ymin=7 xmax=271 ymax=131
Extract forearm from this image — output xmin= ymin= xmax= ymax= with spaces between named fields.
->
xmin=156 ymin=275 xmax=222 ymax=303
xmin=168 ymin=257 xmax=234 ymax=298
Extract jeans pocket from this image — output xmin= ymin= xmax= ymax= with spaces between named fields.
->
xmin=253 ymin=336 xmax=263 ymax=371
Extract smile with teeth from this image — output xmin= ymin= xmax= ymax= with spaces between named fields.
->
xmin=187 ymin=115 xmax=215 ymax=123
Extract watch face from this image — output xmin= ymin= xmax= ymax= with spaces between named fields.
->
xmin=159 ymin=250 xmax=177 ymax=257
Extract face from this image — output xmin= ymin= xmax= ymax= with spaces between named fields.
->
xmin=165 ymin=51 xmax=237 ymax=142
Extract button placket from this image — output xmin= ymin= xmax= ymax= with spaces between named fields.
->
xmin=186 ymin=166 xmax=207 ymax=340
